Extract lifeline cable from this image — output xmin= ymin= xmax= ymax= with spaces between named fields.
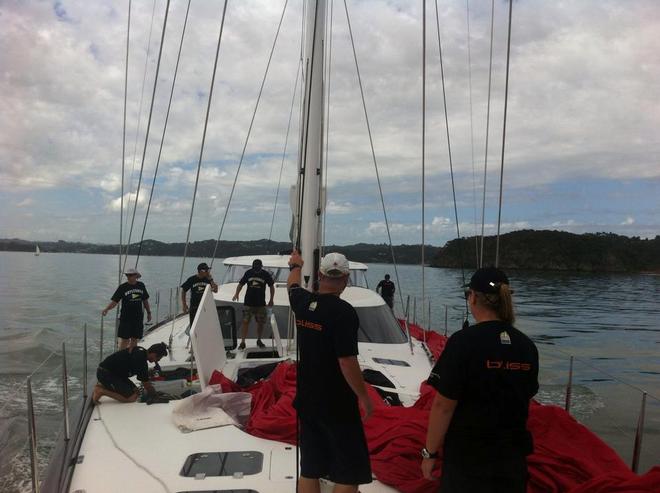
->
xmin=268 ymin=59 xmax=303 ymax=250
xmin=494 ymin=0 xmax=513 ymax=267
xmin=342 ymin=0 xmax=407 ymax=316
xmin=209 ymin=0 xmax=290 ymax=267
xmin=135 ymin=0 xmax=192 ymax=267
xmin=433 ymin=0 xmax=469 ymax=309
xmin=479 ymin=0 xmax=496 ymax=268
xmin=123 ymin=0 xmax=157 ymax=259
xmin=177 ymin=0 xmax=228 ymax=290
xmin=122 ymin=0 xmax=171 ymax=274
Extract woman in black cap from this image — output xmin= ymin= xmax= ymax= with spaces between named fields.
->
xmin=421 ymin=267 xmax=539 ymax=492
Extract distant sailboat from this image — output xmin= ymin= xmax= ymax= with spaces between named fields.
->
xmin=34 ymin=244 xmax=40 ymax=256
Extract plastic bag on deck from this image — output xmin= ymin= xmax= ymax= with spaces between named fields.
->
xmin=171 ymin=384 xmax=252 ymax=433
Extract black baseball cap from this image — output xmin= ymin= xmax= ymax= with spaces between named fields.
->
xmin=197 ymin=262 xmax=210 ymax=271
xmin=252 ymin=259 xmax=263 ymax=269
xmin=467 ymin=267 xmax=509 ymax=294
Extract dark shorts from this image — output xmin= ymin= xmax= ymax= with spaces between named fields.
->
xmin=440 ymin=454 xmax=528 ymax=493
xmin=242 ymin=306 xmax=267 ymax=324
xmin=117 ymin=319 xmax=143 ymax=340
xmin=382 ymin=295 xmax=394 ymax=308
xmin=299 ymin=414 xmax=372 ymax=485
xmin=189 ymin=306 xmax=198 ymax=326
xmin=97 ymin=367 xmax=137 ymax=398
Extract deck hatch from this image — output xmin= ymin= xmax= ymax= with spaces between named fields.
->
xmin=373 ymin=357 xmax=410 ymax=367
xmin=180 ymin=452 xmax=264 ymax=477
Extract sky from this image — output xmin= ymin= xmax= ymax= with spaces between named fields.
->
xmin=1 ymin=0 xmax=659 ymax=248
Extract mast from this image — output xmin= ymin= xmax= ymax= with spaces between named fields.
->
xmin=297 ymin=0 xmax=326 ymax=289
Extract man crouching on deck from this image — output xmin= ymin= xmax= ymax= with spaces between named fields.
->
xmin=287 ymin=249 xmax=373 ymax=493
xmin=93 ymin=342 xmax=168 ymax=403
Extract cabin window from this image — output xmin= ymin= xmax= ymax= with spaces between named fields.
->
xmin=216 ymin=306 xmax=237 ymax=350
xmin=373 ymin=357 xmax=410 ymax=367
xmin=355 ymin=305 xmax=407 ymax=344
xmin=180 ymin=451 xmax=263 ymax=477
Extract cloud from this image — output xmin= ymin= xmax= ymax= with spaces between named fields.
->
xmin=16 ymin=198 xmax=33 ymax=207
xmin=621 ymin=217 xmax=635 ymax=226
xmin=1 ymin=0 xmax=659 ymax=244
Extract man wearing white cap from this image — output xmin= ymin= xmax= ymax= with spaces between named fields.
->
xmin=102 ymin=268 xmax=151 ymax=350
xmin=287 ymin=250 xmax=373 ymax=492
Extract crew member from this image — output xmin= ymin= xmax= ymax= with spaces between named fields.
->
xmin=102 ymin=268 xmax=151 ymax=350
xmin=92 ymin=342 xmax=168 ymax=404
xmin=232 ymin=259 xmax=274 ymax=350
xmin=288 ymin=250 xmax=373 ymax=493
xmin=421 ymin=267 xmax=539 ymax=492
xmin=181 ymin=262 xmax=218 ymax=327
xmin=376 ymin=273 xmax=396 ymax=309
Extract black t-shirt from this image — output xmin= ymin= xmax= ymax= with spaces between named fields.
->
xmin=239 ymin=268 xmax=274 ymax=307
xmin=99 ymin=347 xmax=150 ymax=382
xmin=377 ymin=279 xmax=395 ymax=297
xmin=289 ymin=285 xmax=360 ymax=421
xmin=181 ymin=275 xmax=214 ymax=309
xmin=427 ymin=320 xmax=539 ymax=463
xmin=112 ymin=282 xmax=149 ymax=322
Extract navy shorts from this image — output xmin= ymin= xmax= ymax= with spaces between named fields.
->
xmin=97 ymin=367 xmax=137 ymax=397
xmin=117 ymin=319 xmax=143 ymax=340
xmin=299 ymin=414 xmax=372 ymax=485
xmin=440 ymin=454 xmax=528 ymax=493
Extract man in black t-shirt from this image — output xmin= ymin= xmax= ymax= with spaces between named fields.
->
xmin=102 ymin=268 xmax=151 ymax=350
xmin=376 ymin=274 xmax=396 ymax=309
xmin=421 ymin=267 xmax=539 ymax=493
xmin=181 ymin=262 xmax=219 ymax=327
xmin=92 ymin=342 xmax=168 ymax=403
xmin=232 ymin=259 xmax=274 ymax=350
xmin=287 ymin=250 xmax=373 ymax=492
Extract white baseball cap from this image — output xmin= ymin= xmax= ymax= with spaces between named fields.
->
xmin=319 ymin=252 xmax=350 ymax=277
xmin=124 ymin=268 xmax=142 ymax=278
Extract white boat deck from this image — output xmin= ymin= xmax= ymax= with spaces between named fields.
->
xmin=69 ymin=282 xmax=431 ymax=492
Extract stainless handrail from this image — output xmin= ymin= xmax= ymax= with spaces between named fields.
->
xmin=99 ymin=314 xmax=104 ymax=363
xmin=83 ymin=324 xmax=88 ymax=399
xmin=27 ymin=376 xmax=40 ymax=493
xmin=155 ymin=290 xmax=160 ymax=324
xmin=61 ymin=342 xmax=70 ymax=442
xmin=631 ymin=392 xmax=647 ymax=473
xmin=443 ymin=304 xmax=448 ymax=336
xmin=412 ymin=296 xmax=417 ymax=325
xmin=565 ymin=355 xmax=574 ymax=412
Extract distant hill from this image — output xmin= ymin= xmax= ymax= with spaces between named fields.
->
xmin=0 ymin=238 xmax=438 ymax=265
xmin=431 ymin=230 xmax=660 ymax=272
xmin=4 ymin=230 xmax=659 ymax=271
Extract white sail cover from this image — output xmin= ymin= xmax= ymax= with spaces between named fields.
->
xmin=190 ymin=284 xmax=227 ymax=389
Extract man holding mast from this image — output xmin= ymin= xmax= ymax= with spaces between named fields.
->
xmin=288 ymin=249 xmax=373 ymax=492
xmin=181 ymin=262 xmax=219 ymax=327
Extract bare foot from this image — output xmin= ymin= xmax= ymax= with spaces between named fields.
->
xmin=92 ymin=384 xmax=103 ymax=404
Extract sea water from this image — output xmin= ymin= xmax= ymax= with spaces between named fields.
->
xmin=1 ymin=251 xmax=658 ymax=491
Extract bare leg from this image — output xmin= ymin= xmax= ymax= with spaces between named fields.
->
xmin=93 ymin=384 xmax=138 ymax=403
xmin=239 ymin=318 xmax=250 ymax=348
xmin=333 ymin=484 xmax=358 ymax=493
xmin=256 ymin=323 xmax=264 ymax=340
xmin=298 ymin=477 xmax=321 ymax=493
xmin=118 ymin=338 xmax=129 ymax=350
xmin=129 ymin=337 xmax=138 ymax=350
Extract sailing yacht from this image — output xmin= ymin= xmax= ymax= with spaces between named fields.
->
xmin=40 ymin=1 xmax=435 ymax=492
xmin=35 ymin=244 xmax=40 ymax=256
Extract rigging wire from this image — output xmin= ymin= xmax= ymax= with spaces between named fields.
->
xmin=209 ymin=0 xmax=291 ymax=267
xmin=341 ymin=0 xmax=406 ymax=313
xmin=268 ymin=59 xmax=303 ymax=251
xmin=178 ymin=0 xmax=229 ymax=288
xmin=124 ymin=0 xmax=157 ymax=254
xmin=466 ymin=0 xmax=479 ymax=268
xmin=119 ymin=0 xmax=131 ymax=285
xmin=320 ymin=0 xmax=335 ymax=256
xmin=421 ymin=0 xmax=426 ymax=328
xmin=495 ymin=0 xmax=513 ymax=267
xmin=135 ymin=0 xmax=192 ymax=266
xmin=433 ymin=0 xmax=468 ymax=296
xmin=479 ymin=0 xmax=495 ymax=268
xmin=122 ymin=0 xmax=171 ymax=274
